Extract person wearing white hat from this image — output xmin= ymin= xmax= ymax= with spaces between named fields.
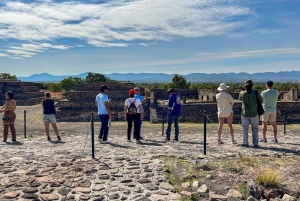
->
xmin=216 ymin=83 xmax=236 ymax=144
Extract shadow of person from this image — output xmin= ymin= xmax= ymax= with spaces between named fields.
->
xmin=4 ymin=141 xmax=24 ymax=146
xmin=49 ymin=140 xmax=66 ymax=144
xmin=108 ymin=142 xmax=134 ymax=149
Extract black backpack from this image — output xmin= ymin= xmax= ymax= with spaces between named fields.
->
xmin=128 ymin=98 xmax=137 ymax=114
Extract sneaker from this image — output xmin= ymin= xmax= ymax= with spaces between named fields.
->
xmin=47 ymin=136 xmax=51 ymax=141
xmin=232 ymin=141 xmax=237 ymax=144
xmin=98 ymin=138 xmax=102 ymax=141
xmin=12 ymin=138 xmax=17 ymax=142
xmin=173 ymin=138 xmax=179 ymax=142
xmin=271 ymin=139 xmax=278 ymax=143
xmin=136 ymin=140 xmax=141 ymax=144
xmin=127 ymin=139 xmax=131 ymax=142
xmin=140 ymin=136 xmax=144 ymax=140
xmin=259 ymin=138 xmax=267 ymax=143
xmin=218 ymin=140 xmax=224 ymax=144
xmin=165 ymin=138 xmax=170 ymax=141
xmin=102 ymin=140 xmax=109 ymax=144
xmin=254 ymin=145 xmax=259 ymax=148
xmin=241 ymin=144 xmax=249 ymax=147
xmin=57 ymin=136 xmax=62 ymax=141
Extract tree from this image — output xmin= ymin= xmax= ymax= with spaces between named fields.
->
xmin=59 ymin=77 xmax=84 ymax=91
xmin=171 ymin=74 xmax=189 ymax=89
xmin=0 ymin=73 xmax=18 ymax=81
xmin=85 ymin=72 xmax=110 ymax=83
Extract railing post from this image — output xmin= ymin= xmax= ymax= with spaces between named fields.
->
xmin=284 ymin=108 xmax=287 ymax=134
xmin=162 ymin=108 xmax=165 ymax=137
xmin=91 ymin=112 xmax=95 ymax=159
xmin=204 ymin=111 xmax=207 ymax=155
xmin=24 ymin=110 xmax=26 ymax=138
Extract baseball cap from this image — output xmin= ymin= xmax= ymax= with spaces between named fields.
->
xmin=100 ymin=85 xmax=109 ymax=92
xmin=244 ymin=79 xmax=253 ymax=87
xmin=129 ymin=89 xmax=136 ymax=95
xmin=167 ymin=88 xmax=175 ymax=93
xmin=266 ymin=80 xmax=273 ymax=87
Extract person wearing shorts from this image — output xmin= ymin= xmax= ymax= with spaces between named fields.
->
xmin=260 ymin=81 xmax=278 ymax=143
xmin=1 ymin=91 xmax=17 ymax=142
xmin=42 ymin=92 xmax=61 ymax=141
xmin=216 ymin=83 xmax=236 ymax=144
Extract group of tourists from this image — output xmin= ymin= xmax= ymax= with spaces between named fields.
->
xmin=217 ymin=79 xmax=278 ymax=147
xmin=1 ymin=79 xmax=278 ymax=147
xmin=1 ymin=91 xmax=62 ymax=143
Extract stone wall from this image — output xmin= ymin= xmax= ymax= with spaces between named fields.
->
xmin=281 ymin=89 xmax=299 ymax=101
xmin=0 ymin=81 xmax=44 ymax=106
xmin=151 ymin=89 xmax=199 ymax=101
xmin=75 ymin=82 xmax=137 ymax=92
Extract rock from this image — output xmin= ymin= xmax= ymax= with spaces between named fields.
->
xmin=192 ymin=181 xmax=199 ymax=188
xmin=201 ymin=164 xmax=212 ymax=171
xmin=47 ymin=162 xmax=58 ymax=167
xmin=41 ymin=188 xmax=53 ymax=194
xmin=79 ymin=194 xmax=90 ymax=200
xmin=30 ymin=182 xmax=42 ymax=187
xmin=58 ymin=187 xmax=68 ymax=195
xmin=120 ymin=179 xmax=133 ymax=183
xmin=227 ymin=189 xmax=243 ymax=199
xmin=3 ymin=191 xmax=20 ymax=199
xmin=181 ymin=182 xmax=190 ymax=188
xmin=160 ymin=183 xmax=175 ymax=191
xmin=197 ymin=184 xmax=209 ymax=193
xmin=282 ymin=194 xmax=297 ymax=201
xmin=206 ymin=174 xmax=213 ymax=179
xmin=138 ymin=179 xmax=151 ymax=184
xmin=40 ymin=194 xmax=59 ymax=201
xmin=209 ymin=194 xmax=228 ymax=201
xmin=22 ymin=187 xmax=39 ymax=193
xmin=136 ymin=197 xmax=152 ymax=201
xmin=22 ymin=193 xmax=38 ymax=199
xmin=181 ymin=191 xmax=192 ymax=196
xmin=247 ymin=196 xmax=258 ymax=201
xmin=144 ymin=183 xmax=159 ymax=191
xmin=75 ymin=187 xmax=91 ymax=193
xmin=38 ymin=176 xmax=55 ymax=183
xmin=154 ymin=190 xmax=169 ymax=195
xmin=170 ymin=193 xmax=182 ymax=200
xmin=264 ymin=190 xmax=281 ymax=200
xmin=247 ymin=181 xmax=264 ymax=200
xmin=108 ymin=193 xmax=120 ymax=199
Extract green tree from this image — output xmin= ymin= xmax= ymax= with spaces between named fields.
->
xmin=85 ymin=72 xmax=110 ymax=83
xmin=171 ymin=74 xmax=189 ymax=89
xmin=0 ymin=73 xmax=18 ymax=81
xmin=48 ymin=83 xmax=61 ymax=92
xmin=59 ymin=77 xmax=84 ymax=91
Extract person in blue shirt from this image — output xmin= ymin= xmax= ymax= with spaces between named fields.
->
xmin=95 ymin=85 xmax=112 ymax=144
xmin=166 ymin=88 xmax=181 ymax=141
xmin=133 ymin=87 xmax=150 ymax=139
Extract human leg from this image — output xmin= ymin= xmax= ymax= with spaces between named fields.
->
xmin=127 ymin=114 xmax=133 ymax=140
xmin=173 ymin=116 xmax=179 ymax=140
xmin=99 ymin=115 xmax=103 ymax=139
xmin=250 ymin=115 xmax=259 ymax=146
xmin=271 ymin=122 xmax=278 ymax=141
xmin=3 ymin=120 xmax=9 ymax=142
xmin=100 ymin=115 xmax=109 ymax=141
xmin=9 ymin=116 xmax=16 ymax=140
xmin=166 ymin=115 xmax=174 ymax=140
xmin=226 ymin=114 xmax=235 ymax=143
xmin=218 ymin=117 xmax=224 ymax=143
xmin=133 ymin=114 xmax=140 ymax=141
xmin=241 ymin=115 xmax=250 ymax=146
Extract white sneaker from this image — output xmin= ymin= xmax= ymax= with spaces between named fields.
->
xmin=102 ymin=140 xmax=109 ymax=144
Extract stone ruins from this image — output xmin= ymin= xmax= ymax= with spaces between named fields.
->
xmin=55 ymin=82 xmax=300 ymax=123
xmin=0 ymin=80 xmax=44 ymax=106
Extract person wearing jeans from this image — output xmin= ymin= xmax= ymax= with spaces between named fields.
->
xmin=239 ymin=79 xmax=263 ymax=147
xmin=166 ymin=88 xmax=181 ymax=141
xmin=124 ymin=89 xmax=144 ymax=143
xmin=95 ymin=85 xmax=112 ymax=144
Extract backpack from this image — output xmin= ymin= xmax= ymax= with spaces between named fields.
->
xmin=128 ymin=98 xmax=137 ymax=114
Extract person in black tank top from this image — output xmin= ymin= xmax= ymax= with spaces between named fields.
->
xmin=42 ymin=92 xmax=61 ymax=141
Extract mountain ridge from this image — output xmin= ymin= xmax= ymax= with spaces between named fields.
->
xmin=18 ymin=71 xmax=300 ymax=83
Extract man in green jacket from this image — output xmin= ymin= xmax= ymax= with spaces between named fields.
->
xmin=239 ymin=79 xmax=263 ymax=147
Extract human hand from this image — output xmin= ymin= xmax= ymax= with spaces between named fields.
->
xmin=109 ymin=114 xmax=112 ymax=119
xmin=141 ymin=114 xmax=144 ymax=120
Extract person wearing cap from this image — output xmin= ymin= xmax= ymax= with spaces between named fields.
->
xmin=133 ymin=87 xmax=151 ymax=139
xmin=95 ymin=85 xmax=112 ymax=144
xmin=260 ymin=81 xmax=278 ymax=143
xmin=239 ymin=79 xmax=263 ymax=147
xmin=216 ymin=83 xmax=236 ymax=144
xmin=166 ymin=88 xmax=181 ymax=141
xmin=124 ymin=89 xmax=144 ymax=143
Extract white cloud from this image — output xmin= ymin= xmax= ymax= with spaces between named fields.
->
xmin=0 ymin=53 xmax=8 ymax=57
xmin=0 ymin=0 xmax=255 ymax=58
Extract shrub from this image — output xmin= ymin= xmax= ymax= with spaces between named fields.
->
xmin=255 ymin=167 xmax=280 ymax=187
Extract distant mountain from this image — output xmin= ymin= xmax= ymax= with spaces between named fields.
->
xmin=18 ymin=71 xmax=300 ymax=83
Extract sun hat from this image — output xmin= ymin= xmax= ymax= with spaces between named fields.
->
xmin=134 ymin=87 xmax=140 ymax=91
xmin=217 ymin=83 xmax=229 ymax=91
xmin=244 ymin=79 xmax=253 ymax=87
xmin=129 ymin=89 xmax=136 ymax=95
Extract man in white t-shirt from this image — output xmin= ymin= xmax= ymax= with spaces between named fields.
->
xmin=124 ymin=89 xmax=144 ymax=143
xmin=216 ymin=83 xmax=236 ymax=144
xmin=95 ymin=85 xmax=112 ymax=144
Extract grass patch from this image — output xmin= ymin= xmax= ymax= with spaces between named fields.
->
xmin=180 ymin=194 xmax=201 ymax=201
xmin=239 ymin=156 xmax=258 ymax=167
xmin=255 ymin=167 xmax=280 ymax=187
xmin=221 ymin=160 xmax=243 ymax=174
xmin=239 ymin=184 xmax=248 ymax=199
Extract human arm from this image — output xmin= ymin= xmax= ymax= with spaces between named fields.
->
xmin=138 ymin=101 xmax=144 ymax=120
xmin=124 ymin=105 xmax=128 ymax=121
xmin=104 ymin=101 xmax=112 ymax=119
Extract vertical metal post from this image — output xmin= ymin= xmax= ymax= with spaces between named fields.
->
xmin=284 ymin=108 xmax=287 ymax=134
xmin=24 ymin=110 xmax=26 ymax=138
xmin=162 ymin=108 xmax=165 ymax=137
xmin=91 ymin=112 xmax=95 ymax=159
xmin=204 ymin=111 xmax=207 ymax=155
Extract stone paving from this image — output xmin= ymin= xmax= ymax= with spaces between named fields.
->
xmin=1 ymin=124 xmax=300 ymax=201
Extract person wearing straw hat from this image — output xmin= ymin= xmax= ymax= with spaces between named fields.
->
xmin=216 ymin=83 xmax=236 ymax=144
xmin=239 ymin=79 xmax=263 ymax=147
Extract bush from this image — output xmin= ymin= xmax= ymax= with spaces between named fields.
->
xmin=255 ymin=167 xmax=280 ymax=187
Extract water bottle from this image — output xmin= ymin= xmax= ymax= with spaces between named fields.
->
xmin=108 ymin=119 xmax=112 ymax=127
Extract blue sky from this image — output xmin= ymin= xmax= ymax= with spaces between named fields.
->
xmin=0 ymin=0 xmax=299 ymax=76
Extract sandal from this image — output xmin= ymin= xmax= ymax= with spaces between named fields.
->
xmin=218 ymin=140 xmax=224 ymax=144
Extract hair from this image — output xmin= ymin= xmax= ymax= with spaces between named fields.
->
xmin=6 ymin=91 xmax=14 ymax=99
xmin=245 ymin=84 xmax=253 ymax=94
xmin=45 ymin=92 xmax=51 ymax=98
xmin=130 ymin=94 xmax=135 ymax=98
xmin=267 ymin=82 xmax=273 ymax=87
